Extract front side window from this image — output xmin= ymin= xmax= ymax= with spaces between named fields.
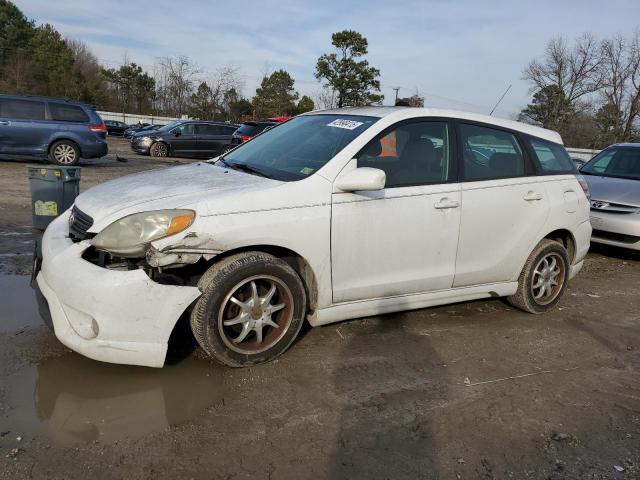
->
xmin=460 ymin=123 xmax=524 ymax=181
xmin=221 ymin=114 xmax=377 ymax=181
xmin=581 ymin=147 xmax=640 ymax=180
xmin=50 ymin=103 xmax=89 ymax=123
xmin=0 ymin=98 xmax=46 ymax=120
xmin=527 ymin=137 xmax=574 ymax=173
xmin=173 ymin=123 xmax=194 ymax=135
xmin=357 ymin=121 xmax=450 ymax=188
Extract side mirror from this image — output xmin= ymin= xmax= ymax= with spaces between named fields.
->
xmin=173 ymin=130 xmax=181 ymax=137
xmin=335 ymin=167 xmax=386 ymax=192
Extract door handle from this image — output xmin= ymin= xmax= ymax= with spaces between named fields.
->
xmin=523 ymin=191 xmax=543 ymax=201
xmin=434 ymin=198 xmax=460 ymax=209
xmin=0 ymin=120 xmax=10 ymax=126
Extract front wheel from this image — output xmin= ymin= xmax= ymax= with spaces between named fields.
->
xmin=190 ymin=252 xmax=307 ymax=367
xmin=149 ymin=142 xmax=169 ymax=157
xmin=508 ymin=239 xmax=570 ymax=314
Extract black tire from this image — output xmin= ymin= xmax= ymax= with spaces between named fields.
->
xmin=190 ymin=252 xmax=307 ymax=367
xmin=149 ymin=142 xmax=169 ymax=157
xmin=508 ymin=239 xmax=570 ymax=314
xmin=49 ymin=140 xmax=80 ymax=166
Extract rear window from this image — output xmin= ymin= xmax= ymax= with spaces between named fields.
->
xmin=49 ymin=103 xmax=90 ymax=123
xmin=236 ymin=123 xmax=261 ymax=136
xmin=0 ymin=98 xmax=46 ymax=120
xmin=526 ymin=137 xmax=575 ymax=173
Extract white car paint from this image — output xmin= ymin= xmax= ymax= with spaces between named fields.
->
xmin=37 ymin=106 xmax=591 ymax=367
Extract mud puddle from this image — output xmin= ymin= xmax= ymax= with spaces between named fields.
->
xmin=1 ymin=274 xmax=227 ymax=445
xmin=0 ymin=275 xmax=42 ymax=333
xmin=2 ymin=354 xmax=226 ymax=445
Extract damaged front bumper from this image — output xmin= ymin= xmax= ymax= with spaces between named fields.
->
xmin=37 ymin=211 xmax=202 ymax=368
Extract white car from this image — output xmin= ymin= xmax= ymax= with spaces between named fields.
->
xmin=37 ymin=107 xmax=592 ymax=368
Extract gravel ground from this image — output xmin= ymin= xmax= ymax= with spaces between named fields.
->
xmin=0 ymin=138 xmax=639 ymax=479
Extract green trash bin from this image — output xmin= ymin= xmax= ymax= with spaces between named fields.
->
xmin=28 ymin=165 xmax=81 ymax=230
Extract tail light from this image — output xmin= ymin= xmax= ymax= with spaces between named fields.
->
xmin=575 ymin=174 xmax=591 ymax=200
xmin=88 ymin=122 xmax=107 ymax=133
xmin=240 ymin=135 xmax=252 ymax=142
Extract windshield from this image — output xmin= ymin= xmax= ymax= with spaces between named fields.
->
xmin=220 ymin=114 xmax=378 ymax=181
xmin=581 ymin=146 xmax=640 ymax=180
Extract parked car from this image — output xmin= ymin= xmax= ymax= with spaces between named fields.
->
xmin=104 ymin=120 xmax=129 ymax=136
xmin=123 ymin=123 xmax=157 ymax=138
xmin=225 ymin=120 xmax=277 ymax=151
xmin=0 ymin=94 xmax=107 ymax=166
xmin=580 ymin=143 xmax=640 ymax=250
xmin=36 ymin=107 xmax=590 ymax=368
xmin=131 ymin=120 xmax=239 ymax=158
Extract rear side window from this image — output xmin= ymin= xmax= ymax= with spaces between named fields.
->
xmin=50 ymin=103 xmax=90 ymax=123
xmin=526 ymin=137 xmax=574 ymax=173
xmin=195 ymin=124 xmax=221 ymax=135
xmin=223 ymin=125 xmax=237 ymax=134
xmin=460 ymin=123 xmax=525 ymax=181
xmin=0 ymin=98 xmax=46 ymax=120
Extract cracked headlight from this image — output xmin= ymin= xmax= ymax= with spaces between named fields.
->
xmin=91 ymin=209 xmax=195 ymax=257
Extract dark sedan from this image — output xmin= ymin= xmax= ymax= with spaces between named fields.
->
xmin=123 ymin=123 xmax=159 ymax=138
xmin=131 ymin=120 xmax=239 ymax=158
xmin=104 ymin=120 xmax=129 ymax=136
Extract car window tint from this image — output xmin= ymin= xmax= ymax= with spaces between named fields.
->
xmin=357 ymin=121 xmax=450 ymax=187
xmin=224 ymin=125 xmax=237 ymax=134
xmin=460 ymin=123 xmax=524 ymax=180
xmin=582 ymin=149 xmax=615 ymax=174
xmin=195 ymin=124 xmax=220 ymax=135
xmin=0 ymin=98 xmax=46 ymax=120
xmin=49 ymin=103 xmax=89 ymax=122
xmin=527 ymin=138 xmax=574 ymax=172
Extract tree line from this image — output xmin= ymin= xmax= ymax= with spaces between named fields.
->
xmin=0 ymin=1 xmax=390 ymax=122
xmin=520 ymin=31 xmax=640 ymax=148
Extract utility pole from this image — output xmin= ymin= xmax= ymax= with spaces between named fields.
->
xmin=393 ymin=87 xmax=400 ymax=105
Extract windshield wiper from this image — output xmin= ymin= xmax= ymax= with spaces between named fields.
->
xmin=226 ymin=161 xmax=273 ymax=179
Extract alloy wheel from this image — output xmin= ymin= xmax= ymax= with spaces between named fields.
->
xmin=53 ymin=144 xmax=77 ymax=164
xmin=217 ymin=275 xmax=294 ymax=354
xmin=530 ymin=252 xmax=566 ymax=305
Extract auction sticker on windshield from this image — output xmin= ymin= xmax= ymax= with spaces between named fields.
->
xmin=327 ymin=119 xmax=364 ymax=130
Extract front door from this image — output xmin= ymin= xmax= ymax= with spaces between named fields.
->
xmin=170 ymin=123 xmax=198 ymax=156
xmin=453 ymin=122 xmax=550 ymax=287
xmin=331 ymin=120 xmax=461 ymax=303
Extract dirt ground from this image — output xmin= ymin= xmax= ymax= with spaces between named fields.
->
xmin=0 ymin=138 xmax=639 ymax=479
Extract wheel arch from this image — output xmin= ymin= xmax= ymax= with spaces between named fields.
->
xmin=189 ymin=244 xmax=320 ymax=312
xmin=542 ymin=228 xmax=576 ymax=263
xmin=48 ymin=137 xmax=82 ymax=157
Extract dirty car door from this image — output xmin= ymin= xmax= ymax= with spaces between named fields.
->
xmin=331 ymin=120 xmax=461 ymax=302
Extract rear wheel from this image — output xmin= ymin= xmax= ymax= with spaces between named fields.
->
xmin=49 ymin=140 xmax=79 ymax=166
xmin=190 ymin=252 xmax=307 ymax=367
xmin=508 ymin=239 xmax=570 ymax=314
xmin=150 ymin=142 xmax=169 ymax=157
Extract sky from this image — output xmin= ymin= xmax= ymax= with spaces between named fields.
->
xmin=15 ymin=0 xmax=640 ymax=119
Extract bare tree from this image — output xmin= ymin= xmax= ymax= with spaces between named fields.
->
xmin=598 ymin=30 xmax=640 ymax=141
xmin=523 ymin=33 xmax=602 ymax=104
xmin=314 ymin=86 xmax=338 ymax=109
xmin=154 ymin=55 xmax=201 ymax=117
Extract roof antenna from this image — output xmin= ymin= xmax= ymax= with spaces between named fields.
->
xmin=489 ymin=84 xmax=511 ymax=116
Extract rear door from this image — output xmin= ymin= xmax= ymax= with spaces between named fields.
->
xmin=0 ymin=97 xmax=48 ymax=155
xmin=453 ymin=121 xmax=549 ymax=287
xmin=195 ymin=123 xmax=232 ymax=157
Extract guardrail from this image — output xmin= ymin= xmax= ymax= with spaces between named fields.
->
xmin=565 ymin=148 xmax=600 ymax=161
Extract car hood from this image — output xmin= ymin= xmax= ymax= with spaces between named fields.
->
xmin=75 ymin=163 xmax=280 ymax=232
xmin=583 ymin=174 xmax=640 ymax=207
